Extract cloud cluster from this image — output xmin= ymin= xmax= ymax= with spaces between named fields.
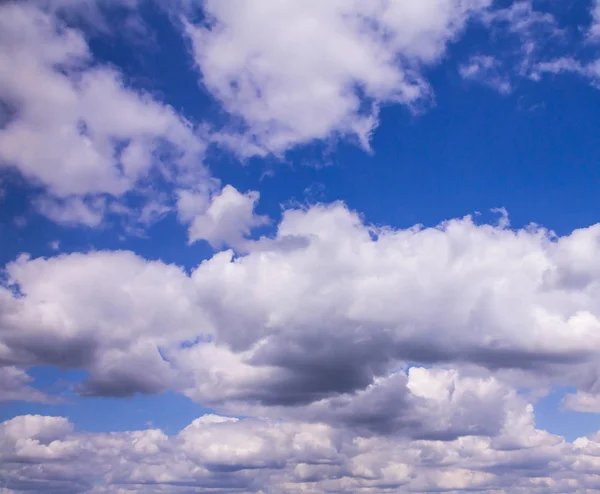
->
xmin=3 ymin=203 xmax=600 ymax=411
xmin=5 ymin=1 xmax=600 ymax=492
xmin=2 ymin=400 xmax=600 ymax=493
xmin=3 ymin=0 xmax=600 ymax=233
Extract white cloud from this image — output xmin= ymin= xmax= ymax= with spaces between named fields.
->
xmin=0 ymin=1 xmax=208 ymax=229
xmin=4 ymin=203 xmax=600 ymax=408
xmin=0 ymin=367 xmax=56 ymax=403
xmin=1 ymin=401 xmax=599 ymax=493
xmin=483 ymin=1 xmax=561 ymax=74
xmin=0 ymin=250 xmax=209 ymax=397
xmin=179 ymin=185 xmax=269 ymax=249
xmin=2 ymin=415 xmax=73 ymax=444
xmin=34 ymin=196 xmax=107 ymax=227
xmin=563 ymin=391 xmax=600 ymax=413
xmin=517 ymin=2 xmax=600 ymax=91
xmin=185 ymin=0 xmax=492 ymax=155
xmin=478 ymin=1 xmax=600 ymax=94
xmin=0 ymin=2 xmax=205 ymax=197
xmin=459 ymin=55 xmax=512 ymax=94
xmin=532 ymin=56 xmax=600 ymax=89
xmin=457 ymin=1 xmax=564 ymax=92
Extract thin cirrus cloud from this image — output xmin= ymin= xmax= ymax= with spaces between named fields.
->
xmin=3 ymin=0 xmax=600 ymax=493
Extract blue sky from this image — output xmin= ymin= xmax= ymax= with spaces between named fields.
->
xmin=3 ymin=1 xmax=600 ymax=492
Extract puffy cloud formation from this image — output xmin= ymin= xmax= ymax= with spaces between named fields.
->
xmin=0 ymin=1 xmax=210 ymax=227
xmin=0 ymin=2 xmax=206 ymax=197
xmin=2 ymin=0 xmax=599 ymax=232
xmin=0 ymin=250 xmax=208 ymax=397
xmin=3 ymin=203 xmax=600 ymax=408
xmin=6 ymin=2 xmax=600 ymax=492
xmin=185 ymin=0 xmax=492 ymax=154
xmin=177 ymin=185 xmax=269 ymax=249
xmin=3 ymin=403 xmax=600 ymax=493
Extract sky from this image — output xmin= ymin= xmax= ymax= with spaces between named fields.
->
xmin=4 ymin=0 xmax=600 ymax=492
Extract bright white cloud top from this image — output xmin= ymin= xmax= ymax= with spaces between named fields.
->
xmin=2 ymin=0 xmax=600 ymax=493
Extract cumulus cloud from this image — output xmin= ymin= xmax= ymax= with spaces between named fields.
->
xmin=0 ymin=250 xmax=209 ymax=397
xmin=0 ymin=367 xmax=56 ymax=403
xmin=5 ymin=3 xmax=600 ymax=492
xmin=0 ymin=2 xmax=206 ymax=197
xmin=2 ymin=403 xmax=600 ymax=493
xmin=184 ymin=0 xmax=492 ymax=155
xmin=176 ymin=203 xmax=600 ymax=409
xmin=0 ymin=1 xmax=211 ymax=229
xmin=231 ymin=367 xmax=528 ymax=442
xmin=177 ymin=185 xmax=269 ymax=249
xmin=3 ymin=203 xmax=600 ymax=411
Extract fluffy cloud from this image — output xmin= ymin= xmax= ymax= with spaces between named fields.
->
xmin=4 ymin=203 xmax=600 ymax=409
xmin=0 ymin=367 xmax=56 ymax=403
xmin=1 ymin=403 xmax=600 ymax=493
xmin=176 ymin=203 xmax=600 ymax=408
xmin=232 ymin=367 xmax=528 ymax=442
xmin=0 ymin=2 xmax=206 ymax=197
xmin=0 ymin=250 xmax=208 ymax=397
xmin=185 ymin=0 xmax=492 ymax=155
xmin=177 ymin=185 xmax=269 ymax=249
xmin=0 ymin=1 xmax=210 ymax=228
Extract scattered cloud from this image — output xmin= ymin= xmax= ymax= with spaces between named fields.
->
xmin=459 ymin=54 xmax=512 ymax=93
xmin=184 ymin=0 xmax=492 ymax=155
xmin=0 ymin=1 xmax=210 ymax=231
xmin=589 ymin=0 xmax=600 ymax=40
xmin=4 ymin=2 xmax=600 ymax=492
xmin=458 ymin=0 xmax=564 ymax=93
xmin=0 ymin=2 xmax=206 ymax=197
